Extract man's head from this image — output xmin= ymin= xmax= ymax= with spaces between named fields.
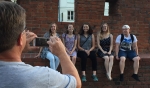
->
xmin=122 ymin=25 xmax=130 ymax=35
xmin=0 ymin=1 xmax=26 ymax=53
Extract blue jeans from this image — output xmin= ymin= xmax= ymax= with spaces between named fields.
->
xmin=46 ymin=51 xmax=60 ymax=70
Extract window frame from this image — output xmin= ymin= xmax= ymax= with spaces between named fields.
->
xmin=67 ymin=11 xmax=74 ymax=21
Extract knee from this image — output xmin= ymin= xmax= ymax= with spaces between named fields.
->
xmin=109 ymin=56 xmax=114 ymax=62
xmin=104 ymin=56 xmax=109 ymax=62
xmin=109 ymin=56 xmax=114 ymax=60
xmin=120 ymin=57 xmax=126 ymax=63
xmin=133 ymin=57 xmax=140 ymax=62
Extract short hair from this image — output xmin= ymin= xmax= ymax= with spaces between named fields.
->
xmin=0 ymin=1 xmax=26 ymax=53
xmin=122 ymin=25 xmax=130 ymax=29
xmin=79 ymin=23 xmax=93 ymax=35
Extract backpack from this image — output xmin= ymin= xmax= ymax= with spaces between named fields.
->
xmin=120 ymin=34 xmax=134 ymax=43
xmin=120 ymin=34 xmax=134 ymax=50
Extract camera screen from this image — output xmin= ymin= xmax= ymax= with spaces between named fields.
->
xmin=35 ymin=38 xmax=49 ymax=47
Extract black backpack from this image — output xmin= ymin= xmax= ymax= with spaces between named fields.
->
xmin=120 ymin=34 xmax=134 ymax=43
xmin=120 ymin=34 xmax=134 ymax=50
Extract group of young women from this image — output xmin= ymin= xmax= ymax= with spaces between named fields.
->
xmin=35 ymin=22 xmax=114 ymax=82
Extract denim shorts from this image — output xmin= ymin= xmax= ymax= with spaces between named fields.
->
xmin=118 ymin=50 xmax=137 ymax=60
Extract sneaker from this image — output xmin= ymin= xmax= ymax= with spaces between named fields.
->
xmin=92 ymin=75 xmax=98 ymax=81
xmin=132 ymin=74 xmax=140 ymax=81
xmin=120 ymin=74 xmax=124 ymax=81
xmin=81 ymin=75 xmax=87 ymax=82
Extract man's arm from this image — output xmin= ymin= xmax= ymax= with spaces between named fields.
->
xmin=132 ymin=42 xmax=138 ymax=55
xmin=47 ymin=37 xmax=81 ymax=88
xmin=115 ymin=43 xmax=120 ymax=60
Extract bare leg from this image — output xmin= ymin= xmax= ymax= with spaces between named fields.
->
xmin=103 ymin=56 xmax=109 ymax=74
xmin=93 ymin=71 xmax=96 ymax=75
xmin=82 ymin=71 xmax=85 ymax=76
xmin=120 ymin=56 xmax=126 ymax=74
xmin=133 ymin=57 xmax=140 ymax=74
xmin=108 ymin=55 xmax=114 ymax=80
xmin=71 ymin=56 xmax=76 ymax=65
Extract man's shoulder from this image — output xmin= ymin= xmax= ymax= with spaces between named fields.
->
xmin=116 ymin=34 xmax=122 ymax=37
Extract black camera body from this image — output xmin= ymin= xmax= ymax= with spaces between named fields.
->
xmin=33 ymin=37 xmax=49 ymax=47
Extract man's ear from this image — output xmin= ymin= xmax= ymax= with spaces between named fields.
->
xmin=17 ymin=34 xmax=23 ymax=46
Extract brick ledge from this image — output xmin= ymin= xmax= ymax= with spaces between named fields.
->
xmin=22 ymin=53 xmax=150 ymax=59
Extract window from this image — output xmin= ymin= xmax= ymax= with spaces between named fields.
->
xmin=105 ymin=0 xmax=119 ymax=16
xmin=58 ymin=0 xmax=75 ymax=22
xmin=67 ymin=11 xmax=74 ymax=20
xmin=11 ymin=0 xmax=17 ymax=3
xmin=104 ymin=2 xmax=109 ymax=16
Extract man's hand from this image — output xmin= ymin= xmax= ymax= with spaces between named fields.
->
xmin=47 ymin=36 xmax=66 ymax=57
xmin=23 ymin=31 xmax=39 ymax=53
xmin=47 ymin=37 xmax=82 ymax=88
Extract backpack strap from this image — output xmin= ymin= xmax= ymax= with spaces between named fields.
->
xmin=120 ymin=34 xmax=124 ymax=43
xmin=130 ymin=34 xmax=134 ymax=43
xmin=65 ymin=33 xmax=67 ymax=39
xmin=120 ymin=34 xmax=134 ymax=43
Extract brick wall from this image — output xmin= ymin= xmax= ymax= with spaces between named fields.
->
xmin=18 ymin=0 xmax=150 ymax=53
xmin=22 ymin=54 xmax=150 ymax=88
xmin=17 ymin=0 xmax=150 ymax=87
xmin=75 ymin=0 xmax=150 ymax=53
xmin=0 ymin=0 xmax=150 ymax=87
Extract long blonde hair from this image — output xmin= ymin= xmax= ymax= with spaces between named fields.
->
xmin=98 ymin=23 xmax=110 ymax=40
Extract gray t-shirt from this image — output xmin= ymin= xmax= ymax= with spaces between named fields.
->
xmin=0 ymin=61 xmax=76 ymax=88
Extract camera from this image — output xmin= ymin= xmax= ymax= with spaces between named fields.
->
xmin=33 ymin=37 xmax=49 ymax=47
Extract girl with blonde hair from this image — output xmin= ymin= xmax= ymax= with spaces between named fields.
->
xmin=97 ymin=23 xmax=114 ymax=80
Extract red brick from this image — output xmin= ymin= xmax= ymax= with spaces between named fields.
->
xmin=18 ymin=0 xmax=150 ymax=87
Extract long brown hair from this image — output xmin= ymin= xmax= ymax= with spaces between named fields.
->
xmin=48 ymin=22 xmax=58 ymax=36
xmin=79 ymin=23 xmax=93 ymax=35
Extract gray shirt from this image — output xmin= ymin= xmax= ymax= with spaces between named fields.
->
xmin=0 ymin=61 xmax=76 ymax=88
xmin=80 ymin=35 xmax=92 ymax=50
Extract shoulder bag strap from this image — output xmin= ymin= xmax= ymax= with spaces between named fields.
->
xmin=81 ymin=35 xmax=91 ymax=47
